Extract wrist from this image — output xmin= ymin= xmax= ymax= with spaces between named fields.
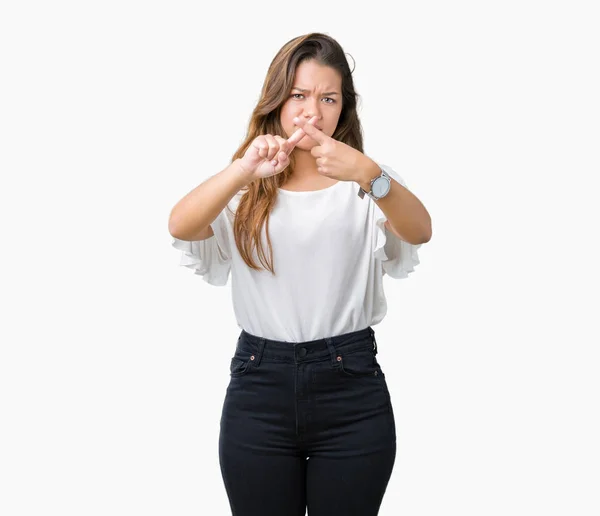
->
xmin=234 ymin=159 xmax=256 ymax=186
xmin=356 ymin=159 xmax=381 ymax=193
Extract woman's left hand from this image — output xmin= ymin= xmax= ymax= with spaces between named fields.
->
xmin=293 ymin=116 xmax=375 ymax=184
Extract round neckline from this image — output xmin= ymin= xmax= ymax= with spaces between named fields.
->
xmin=278 ymin=180 xmax=343 ymax=195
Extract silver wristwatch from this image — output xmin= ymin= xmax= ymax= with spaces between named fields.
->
xmin=358 ymin=166 xmax=391 ymax=200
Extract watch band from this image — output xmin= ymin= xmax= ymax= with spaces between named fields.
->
xmin=357 ymin=167 xmax=391 ymax=200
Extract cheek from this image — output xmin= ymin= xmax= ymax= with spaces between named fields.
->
xmin=280 ymin=109 xmax=296 ymax=136
xmin=284 ymin=121 xmax=297 ymax=139
xmin=280 ymin=102 xmax=297 ymax=120
xmin=295 ymin=135 xmax=318 ymax=149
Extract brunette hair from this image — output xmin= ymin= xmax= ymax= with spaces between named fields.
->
xmin=229 ymin=32 xmax=364 ymax=274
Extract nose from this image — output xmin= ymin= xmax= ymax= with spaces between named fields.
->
xmin=304 ymin=112 xmax=322 ymax=130
xmin=304 ymin=99 xmax=322 ymax=122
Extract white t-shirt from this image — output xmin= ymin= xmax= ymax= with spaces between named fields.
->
xmin=172 ymin=163 xmax=421 ymax=342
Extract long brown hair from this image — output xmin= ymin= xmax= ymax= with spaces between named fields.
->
xmin=229 ymin=32 xmax=364 ymax=275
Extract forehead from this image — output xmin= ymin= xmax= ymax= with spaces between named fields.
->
xmin=293 ymin=60 xmax=341 ymax=91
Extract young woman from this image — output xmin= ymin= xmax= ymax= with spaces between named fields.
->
xmin=169 ymin=32 xmax=432 ymax=516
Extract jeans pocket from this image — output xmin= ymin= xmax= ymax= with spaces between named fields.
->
xmin=229 ymin=350 xmax=257 ymax=377
xmin=338 ymin=349 xmax=383 ymax=378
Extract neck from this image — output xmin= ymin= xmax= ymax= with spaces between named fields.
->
xmin=291 ymin=149 xmax=319 ymax=179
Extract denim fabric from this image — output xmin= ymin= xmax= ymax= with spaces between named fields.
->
xmin=218 ymin=326 xmax=396 ymax=516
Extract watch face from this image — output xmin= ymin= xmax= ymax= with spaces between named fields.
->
xmin=372 ymin=178 xmax=390 ymax=197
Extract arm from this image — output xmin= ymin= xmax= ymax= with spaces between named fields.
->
xmin=168 ymin=159 xmax=255 ymax=241
xmin=356 ymin=161 xmax=432 ymax=245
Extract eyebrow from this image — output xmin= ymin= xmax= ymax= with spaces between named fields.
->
xmin=291 ymin=87 xmax=340 ymax=96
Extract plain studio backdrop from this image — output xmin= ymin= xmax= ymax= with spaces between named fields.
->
xmin=1 ymin=1 xmax=599 ymax=515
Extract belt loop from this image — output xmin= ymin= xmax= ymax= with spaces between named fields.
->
xmin=254 ymin=338 xmax=266 ymax=366
xmin=369 ymin=327 xmax=378 ymax=355
xmin=325 ymin=338 xmax=337 ymax=366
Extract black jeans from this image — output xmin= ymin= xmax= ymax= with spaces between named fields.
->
xmin=218 ymin=326 xmax=396 ymax=516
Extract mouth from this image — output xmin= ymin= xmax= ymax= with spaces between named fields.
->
xmin=297 ymin=122 xmax=322 ymax=131
xmin=302 ymin=132 xmax=321 ymax=140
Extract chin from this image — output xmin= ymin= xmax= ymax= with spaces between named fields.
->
xmin=298 ymin=133 xmax=319 ymax=146
xmin=294 ymin=140 xmax=317 ymax=152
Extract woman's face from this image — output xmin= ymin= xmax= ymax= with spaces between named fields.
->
xmin=280 ymin=59 xmax=343 ymax=150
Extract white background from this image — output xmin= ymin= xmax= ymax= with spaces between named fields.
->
xmin=1 ymin=1 xmax=599 ymax=515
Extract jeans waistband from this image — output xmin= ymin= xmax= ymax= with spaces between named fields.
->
xmin=236 ymin=326 xmax=378 ymax=365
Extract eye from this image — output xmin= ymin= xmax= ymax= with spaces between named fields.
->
xmin=291 ymin=93 xmax=336 ymax=104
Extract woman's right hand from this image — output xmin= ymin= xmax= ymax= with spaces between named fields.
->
xmin=239 ymin=116 xmax=318 ymax=180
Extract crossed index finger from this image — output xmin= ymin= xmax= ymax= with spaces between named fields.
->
xmin=285 ymin=126 xmax=308 ymax=151
xmin=285 ymin=116 xmax=321 ymax=151
xmin=293 ymin=116 xmax=329 ymax=144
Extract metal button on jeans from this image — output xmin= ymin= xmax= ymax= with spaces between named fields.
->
xmin=299 ymin=347 xmax=307 ymax=357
